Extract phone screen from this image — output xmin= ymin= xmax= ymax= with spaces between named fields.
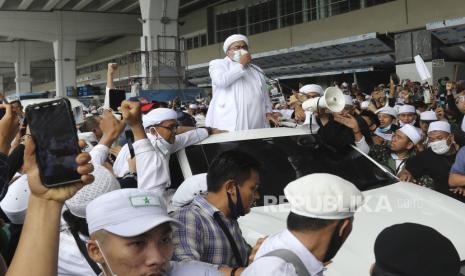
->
xmin=109 ymin=89 xmax=126 ymax=111
xmin=26 ymin=99 xmax=81 ymax=187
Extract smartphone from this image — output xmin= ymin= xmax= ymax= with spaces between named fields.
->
xmin=109 ymin=89 xmax=126 ymax=111
xmin=26 ymin=98 xmax=81 ymax=187
xmin=125 ymin=129 xmax=135 ymax=159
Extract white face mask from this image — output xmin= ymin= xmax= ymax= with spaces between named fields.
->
xmin=399 ymin=120 xmax=416 ymax=127
xmin=232 ymin=49 xmax=248 ymax=62
xmin=148 ymin=129 xmax=172 ymax=157
xmin=429 ymin=139 xmax=451 ymax=155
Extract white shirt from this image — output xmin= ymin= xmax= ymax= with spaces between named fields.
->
xmin=206 ymin=57 xmax=272 ymax=132
xmin=89 ymin=144 xmax=110 ymax=167
xmin=242 ymin=229 xmax=325 ymax=276
xmin=113 ymin=129 xmax=208 ymax=193
xmin=58 ymin=230 xmax=94 ymax=276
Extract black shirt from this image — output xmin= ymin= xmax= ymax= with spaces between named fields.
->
xmin=405 ymin=148 xmax=456 ymax=196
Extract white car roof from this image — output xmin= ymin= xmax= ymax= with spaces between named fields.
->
xmin=197 ymin=127 xmax=311 ymax=145
xmin=238 ymin=182 xmax=465 ymax=275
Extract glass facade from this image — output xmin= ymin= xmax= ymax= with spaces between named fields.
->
xmin=213 ymin=0 xmax=396 ymax=43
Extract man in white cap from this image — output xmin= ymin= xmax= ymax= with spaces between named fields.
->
xmin=337 ymin=115 xmax=420 ymax=176
xmin=241 ymin=173 xmax=364 ymax=276
xmin=187 ymin=103 xmax=198 ymax=117
xmin=114 ymin=104 xmax=223 ymax=193
xmin=419 ymin=110 xmax=438 ymax=136
xmin=206 ymin=34 xmax=279 ymax=131
xmin=292 ymin=84 xmax=324 ymax=132
xmin=397 ymin=104 xmax=418 ymax=127
xmin=85 ymin=189 xmax=222 ymax=276
xmin=400 ymin=121 xmax=461 ymax=200
xmin=373 ymin=106 xmax=399 ymax=144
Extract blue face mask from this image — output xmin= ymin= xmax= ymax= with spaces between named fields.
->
xmin=379 ymin=124 xmax=392 ymax=133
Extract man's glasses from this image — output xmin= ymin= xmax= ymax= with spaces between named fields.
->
xmin=229 ymin=45 xmax=248 ymax=51
xmin=156 ymin=124 xmax=178 ymax=133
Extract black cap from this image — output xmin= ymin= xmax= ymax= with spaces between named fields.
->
xmin=374 ymin=223 xmax=460 ymax=276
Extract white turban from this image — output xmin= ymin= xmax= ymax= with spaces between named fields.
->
xmin=398 ymin=104 xmax=416 ymax=114
xmin=428 ymin=121 xmax=451 ymax=134
xmin=299 ymin=84 xmax=324 ymax=96
xmin=399 ymin=124 xmax=422 ymax=145
xmin=376 ymin=106 xmax=397 ymax=118
xmin=142 ymin=108 xmax=178 ymax=129
xmin=361 ymin=101 xmax=370 ymax=110
xmin=420 ymin=111 xmax=437 ymax=121
xmin=223 ymin=34 xmax=248 ymax=53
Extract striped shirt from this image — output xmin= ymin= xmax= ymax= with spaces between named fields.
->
xmin=171 ymin=195 xmax=250 ymax=266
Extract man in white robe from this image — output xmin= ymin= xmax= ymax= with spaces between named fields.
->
xmin=206 ymin=34 xmax=279 ymax=132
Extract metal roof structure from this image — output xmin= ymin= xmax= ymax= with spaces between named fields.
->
xmin=188 ymin=32 xmax=395 ymax=85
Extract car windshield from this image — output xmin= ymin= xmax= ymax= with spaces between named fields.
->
xmin=184 ymin=133 xmax=398 ymax=206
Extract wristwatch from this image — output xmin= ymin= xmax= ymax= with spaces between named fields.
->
xmin=203 ymin=127 xmax=213 ymax=135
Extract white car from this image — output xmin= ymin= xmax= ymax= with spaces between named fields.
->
xmin=172 ymin=127 xmax=465 ymax=276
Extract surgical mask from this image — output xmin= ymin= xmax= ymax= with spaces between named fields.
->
xmin=95 ymin=240 xmax=117 ymax=276
xmin=227 ymin=185 xmax=246 ymax=220
xmin=399 ymin=120 xmax=416 ymax=127
xmin=378 ymin=124 xmax=391 ymax=133
xmin=148 ymin=129 xmax=172 ymax=157
xmin=232 ymin=49 xmax=248 ymax=62
xmin=429 ymin=139 xmax=451 ymax=155
xmin=396 ymin=98 xmax=404 ymax=104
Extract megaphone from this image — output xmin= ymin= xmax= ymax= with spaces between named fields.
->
xmin=302 ymin=87 xmax=345 ymax=113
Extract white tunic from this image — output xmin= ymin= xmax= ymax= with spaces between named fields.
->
xmin=242 ymin=229 xmax=325 ymax=276
xmin=113 ymin=129 xmax=208 ymax=193
xmin=206 ymin=57 xmax=272 ymax=132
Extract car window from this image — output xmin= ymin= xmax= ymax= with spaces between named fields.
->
xmin=184 ymin=134 xmax=397 ymax=206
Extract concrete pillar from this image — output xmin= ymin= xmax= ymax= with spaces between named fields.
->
xmin=53 ymin=39 xmax=76 ymax=97
xmin=139 ymin=0 xmax=181 ymax=89
xmin=0 ymin=76 xmax=4 ymax=93
xmin=14 ymin=41 xmax=32 ymax=95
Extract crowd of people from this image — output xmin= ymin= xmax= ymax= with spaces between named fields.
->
xmin=0 ymin=33 xmax=463 ymax=276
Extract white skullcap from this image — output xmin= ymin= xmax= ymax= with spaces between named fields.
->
xmin=284 ymin=173 xmax=364 ymax=220
xmin=65 ymin=165 xmax=120 ymax=218
xmin=189 ymin=104 xmax=198 ymax=109
xmin=344 ymin=95 xmax=354 ymax=106
xmin=87 ymin=189 xmax=181 ymax=237
xmin=223 ymin=34 xmax=248 ymax=53
xmin=361 ymin=101 xmax=370 ymax=110
xmin=0 ymin=174 xmax=29 ymax=224
xmin=420 ymin=111 xmax=438 ymax=121
xmin=299 ymin=84 xmax=324 ymax=96
xmin=398 ymin=105 xmax=416 ymax=114
xmin=376 ymin=106 xmax=397 ymax=118
xmin=428 ymin=121 xmax=451 ymax=134
xmin=142 ymin=108 xmax=178 ymax=129
xmin=341 ymin=82 xmax=349 ymax=88
xmin=399 ymin=124 xmax=422 ymax=145
xmin=171 ymin=173 xmax=207 ymax=208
